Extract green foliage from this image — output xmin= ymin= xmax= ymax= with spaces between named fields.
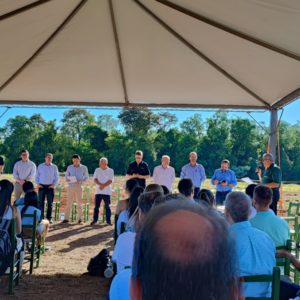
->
xmin=0 ymin=108 xmax=299 ymax=180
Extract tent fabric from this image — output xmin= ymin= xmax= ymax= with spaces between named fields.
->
xmin=0 ymin=0 xmax=299 ymax=109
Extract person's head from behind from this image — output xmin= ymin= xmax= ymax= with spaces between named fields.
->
xmin=20 ymin=149 xmax=29 ymax=161
xmin=135 ymin=150 xmax=143 ymax=164
xmin=0 ymin=179 xmax=14 ymax=217
xmin=195 ymin=189 xmax=215 ymax=207
xmin=72 ymin=154 xmax=81 ymax=167
xmin=128 ymin=186 xmax=145 ymax=218
xmin=221 ymin=159 xmax=230 ymax=171
xmin=178 ymin=178 xmax=194 ymax=199
xmin=131 ymin=200 xmax=239 ymax=300
xmin=22 ymin=181 xmax=34 ymax=194
xmin=253 ymin=185 xmax=273 ymax=211
xmin=161 ymin=185 xmax=170 ymax=195
xmin=245 ymin=184 xmax=257 ymax=200
xmin=24 ymin=191 xmax=39 ymax=209
xmin=144 ymin=184 xmax=163 ymax=194
xmin=225 ymin=192 xmax=251 ymax=224
xmin=125 ymin=178 xmax=139 ymax=196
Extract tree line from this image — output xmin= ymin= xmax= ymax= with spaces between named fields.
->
xmin=0 ymin=108 xmax=299 ymax=181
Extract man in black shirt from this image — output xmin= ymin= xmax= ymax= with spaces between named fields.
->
xmin=126 ymin=150 xmax=150 ymax=188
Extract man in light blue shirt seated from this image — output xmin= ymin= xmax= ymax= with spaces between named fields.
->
xmin=250 ymin=185 xmax=290 ymax=247
xmin=225 ymin=191 xmax=276 ymax=298
xmin=211 ymin=159 xmax=237 ymax=205
xmin=180 ymin=152 xmax=206 ymax=197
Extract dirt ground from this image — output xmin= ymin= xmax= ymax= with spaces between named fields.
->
xmin=0 ymin=176 xmax=299 ymax=299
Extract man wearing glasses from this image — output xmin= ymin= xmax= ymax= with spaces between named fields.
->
xmin=13 ymin=149 xmax=37 ymax=199
xmin=257 ymin=153 xmax=282 ymax=215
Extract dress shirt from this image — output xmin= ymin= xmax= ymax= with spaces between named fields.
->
xmin=13 ymin=160 xmax=36 ymax=181
xmin=35 ymin=163 xmax=59 ymax=185
xmin=230 ymin=221 xmax=276 ymax=298
xmin=180 ymin=163 xmax=206 ymax=188
xmin=65 ymin=164 xmax=89 ymax=186
xmin=211 ymin=168 xmax=237 ymax=192
xmin=153 ymin=165 xmax=175 ymax=191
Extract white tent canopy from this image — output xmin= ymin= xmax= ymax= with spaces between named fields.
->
xmin=0 ymin=0 xmax=300 ymax=109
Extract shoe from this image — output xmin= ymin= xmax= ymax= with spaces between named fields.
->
xmin=78 ymin=219 xmax=83 ymax=225
xmin=90 ymin=221 xmax=97 ymax=225
xmin=49 ymin=220 xmax=53 ymax=224
xmin=62 ymin=220 xmax=69 ymax=223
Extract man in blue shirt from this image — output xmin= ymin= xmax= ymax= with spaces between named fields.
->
xmin=180 ymin=152 xmax=206 ymax=197
xmin=225 ymin=191 xmax=276 ymax=298
xmin=211 ymin=159 xmax=237 ymax=205
xmin=36 ymin=153 xmax=59 ymax=223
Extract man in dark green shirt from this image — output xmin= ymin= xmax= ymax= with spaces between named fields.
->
xmin=257 ymin=153 xmax=282 ymax=215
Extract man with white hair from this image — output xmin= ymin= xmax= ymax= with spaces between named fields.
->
xmin=180 ymin=151 xmax=206 ymax=197
xmin=225 ymin=191 xmax=276 ymax=298
xmin=91 ymin=157 xmax=114 ymax=225
xmin=153 ymin=155 xmax=175 ymax=192
xmin=257 ymin=153 xmax=282 ymax=214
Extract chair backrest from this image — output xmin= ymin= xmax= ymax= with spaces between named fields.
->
xmin=287 ymin=203 xmax=300 ymax=217
xmin=276 ymin=239 xmax=291 ymax=276
xmin=22 ymin=210 xmax=38 ymax=240
xmin=242 ymin=267 xmax=280 ymax=300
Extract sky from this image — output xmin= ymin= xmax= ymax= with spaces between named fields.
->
xmin=0 ymin=98 xmax=299 ymax=128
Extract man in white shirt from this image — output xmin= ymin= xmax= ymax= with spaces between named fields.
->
xmin=153 ymin=155 xmax=175 ymax=192
xmin=91 ymin=157 xmax=114 ymax=226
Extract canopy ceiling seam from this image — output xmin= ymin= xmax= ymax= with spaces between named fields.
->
xmin=0 ymin=0 xmax=53 ymax=21
xmin=108 ymin=0 xmax=129 ymax=105
xmin=0 ymin=99 xmax=268 ymax=109
xmin=133 ymin=0 xmax=270 ymax=108
xmin=271 ymin=88 xmax=300 ymax=109
xmin=0 ymin=0 xmax=88 ymax=94
xmin=155 ymin=0 xmax=300 ymax=62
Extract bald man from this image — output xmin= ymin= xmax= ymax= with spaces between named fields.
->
xmin=130 ymin=200 xmax=239 ymax=300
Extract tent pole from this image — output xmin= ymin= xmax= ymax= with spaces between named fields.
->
xmin=269 ymin=109 xmax=278 ymax=161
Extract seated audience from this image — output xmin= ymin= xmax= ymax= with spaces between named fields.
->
xmin=14 ymin=181 xmax=35 ymax=207
xmin=110 ymin=193 xmax=176 ymax=300
xmin=250 ymin=185 xmax=290 ymax=247
xmin=130 ymin=200 xmax=240 ymax=300
xmin=245 ymin=183 xmax=258 ymax=219
xmin=117 ymin=186 xmax=144 ymax=236
xmin=177 ymin=178 xmax=195 ymax=201
xmin=18 ymin=191 xmax=49 ymax=243
xmin=195 ymin=189 xmax=215 ymax=207
xmin=161 ymin=185 xmax=170 ymax=195
xmin=115 ymin=179 xmax=139 ymax=216
xmin=144 ymin=184 xmax=163 ymax=194
xmin=225 ymin=191 xmax=276 ymax=298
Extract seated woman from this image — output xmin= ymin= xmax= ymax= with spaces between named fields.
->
xmin=195 ymin=189 xmax=216 ymax=207
xmin=0 ymin=179 xmax=23 ymax=273
xmin=17 ymin=191 xmax=49 ymax=244
xmin=116 ymin=186 xmax=144 ymax=236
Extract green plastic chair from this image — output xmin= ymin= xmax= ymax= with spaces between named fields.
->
xmin=82 ymin=186 xmax=91 ymax=223
xmin=71 ymin=203 xmax=77 ymax=222
xmin=243 ymin=267 xmax=280 ymax=300
xmin=8 ymin=218 xmax=21 ymax=294
xmin=53 ymin=185 xmax=62 ymax=221
xmin=22 ymin=211 xmax=41 ymax=274
xmin=276 ymin=240 xmax=292 ymax=276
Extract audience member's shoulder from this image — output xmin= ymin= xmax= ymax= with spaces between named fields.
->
xmin=250 ymin=226 xmax=276 ymax=246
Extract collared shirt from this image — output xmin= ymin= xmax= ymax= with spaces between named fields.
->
xmin=93 ymin=167 xmax=114 ymax=195
xmin=126 ymin=161 xmax=150 ymax=188
xmin=153 ymin=165 xmax=175 ymax=191
xmin=211 ymin=168 xmax=237 ymax=192
xmin=65 ymin=164 xmax=89 ymax=186
xmin=35 ymin=163 xmax=59 ymax=185
xmin=230 ymin=221 xmax=276 ymax=298
xmin=180 ymin=163 xmax=206 ymax=188
xmin=262 ymin=163 xmax=282 ymax=186
xmin=250 ymin=211 xmax=290 ymax=247
xmin=13 ymin=160 xmax=36 ymax=181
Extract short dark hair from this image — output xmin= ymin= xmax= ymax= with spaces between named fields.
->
xmin=125 ymin=178 xmax=139 ymax=194
xmin=0 ymin=156 xmax=4 ymax=166
xmin=20 ymin=149 xmax=28 ymax=155
xmin=135 ymin=150 xmax=143 ymax=156
xmin=161 ymin=185 xmax=170 ymax=195
xmin=23 ymin=181 xmax=34 ymax=193
xmin=144 ymin=184 xmax=163 ymax=194
xmin=132 ymin=200 xmax=238 ymax=300
xmin=178 ymin=178 xmax=193 ymax=197
xmin=195 ymin=189 xmax=215 ymax=207
xmin=254 ymin=185 xmax=273 ymax=207
xmin=245 ymin=184 xmax=257 ymax=200
xmin=72 ymin=154 xmax=80 ymax=160
xmin=138 ymin=192 xmax=163 ymax=214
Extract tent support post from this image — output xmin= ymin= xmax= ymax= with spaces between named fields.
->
xmin=269 ymin=109 xmax=278 ymax=161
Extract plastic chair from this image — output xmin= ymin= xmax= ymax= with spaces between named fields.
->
xmin=276 ymin=240 xmax=292 ymax=276
xmin=53 ymin=185 xmax=62 ymax=221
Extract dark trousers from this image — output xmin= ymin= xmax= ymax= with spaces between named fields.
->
xmin=216 ymin=191 xmax=230 ymax=206
xmin=194 ymin=187 xmax=200 ymax=198
xmin=38 ymin=185 xmax=54 ymax=220
xmin=270 ymin=188 xmax=280 ymax=215
xmin=93 ymin=194 xmax=111 ymax=224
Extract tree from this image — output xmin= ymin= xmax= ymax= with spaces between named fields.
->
xmin=180 ymin=113 xmax=204 ymax=137
xmin=97 ymin=114 xmax=119 ymax=132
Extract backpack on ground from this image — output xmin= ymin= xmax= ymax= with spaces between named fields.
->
xmin=87 ymin=248 xmax=111 ymax=277
xmin=0 ymin=219 xmax=12 ymax=276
